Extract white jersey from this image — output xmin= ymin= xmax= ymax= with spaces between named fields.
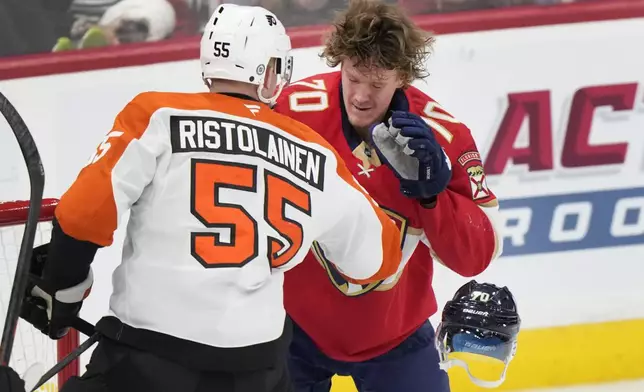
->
xmin=55 ymin=91 xmax=402 ymax=348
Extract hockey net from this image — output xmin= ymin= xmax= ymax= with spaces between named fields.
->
xmin=0 ymin=199 xmax=79 ymax=391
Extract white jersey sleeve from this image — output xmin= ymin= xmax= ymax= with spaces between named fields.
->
xmin=305 ymin=143 xmax=402 ymax=284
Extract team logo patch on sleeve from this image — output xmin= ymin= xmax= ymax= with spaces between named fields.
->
xmin=457 ymin=151 xmax=481 ymax=167
xmin=467 ymin=164 xmax=491 ymax=201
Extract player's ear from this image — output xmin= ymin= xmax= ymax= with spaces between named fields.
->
xmin=395 ymin=72 xmax=405 ymax=89
xmin=396 ymin=78 xmax=405 ymax=89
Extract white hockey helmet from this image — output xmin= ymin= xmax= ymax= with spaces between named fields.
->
xmin=200 ymin=4 xmax=293 ymax=106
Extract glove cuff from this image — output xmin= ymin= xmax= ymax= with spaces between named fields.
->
xmin=419 ymin=196 xmax=438 ymax=209
xmin=56 ymin=268 xmax=93 ymax=304
xmin=32 ymin=267 xmax=93 ymax=304
xmin=399 ymin=178 xmax=448 ymax=200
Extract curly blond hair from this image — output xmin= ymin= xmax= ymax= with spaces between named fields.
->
xmin=321 ymin=0 xmax=434 ymax=86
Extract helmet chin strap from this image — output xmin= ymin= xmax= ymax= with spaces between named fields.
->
xmin=438 ymin=358 xmax=510 ymax=389
xmin=257 ymin=74 xmax=286 ymax=107
xmin=437 ymin=339 xmax=518 ymax=389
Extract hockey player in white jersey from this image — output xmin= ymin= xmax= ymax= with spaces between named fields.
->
xmin=17 ymin=4 xmax=408 ymax=392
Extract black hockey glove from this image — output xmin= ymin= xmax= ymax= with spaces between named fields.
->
xmin=370 ymin=111 xmax=452 ymax=200
xmin=0 ymin=365 xmax=25 ymax=392
xmin=20 ymin=244 xmax=93 ymax=340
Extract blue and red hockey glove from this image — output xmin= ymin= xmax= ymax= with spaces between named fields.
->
xmin=370 ymin=110 xmax=452 ymax=201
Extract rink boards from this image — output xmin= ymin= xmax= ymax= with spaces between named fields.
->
xmin=1 ymin=3 xmax=644 ymax=391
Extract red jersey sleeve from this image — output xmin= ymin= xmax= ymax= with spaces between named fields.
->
xmin=407 ymin=88 xmax=503 ymax=277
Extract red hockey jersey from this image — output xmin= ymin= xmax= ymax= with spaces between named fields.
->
xmin=274 ymin=71 xmax=502 ymax=362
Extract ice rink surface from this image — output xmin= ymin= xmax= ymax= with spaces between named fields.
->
xmin=518 ymin=379 xmax=644 ymax=392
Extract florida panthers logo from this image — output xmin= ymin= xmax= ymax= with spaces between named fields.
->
xmin=352 ymin=141 xmax=382 ymax=170
xmin=467 ymin=165 xmax=490 ymax=200
xmin=311 ymin=207 xmax=420 ymax=297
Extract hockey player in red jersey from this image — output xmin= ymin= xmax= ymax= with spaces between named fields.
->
xmin=273 ymin=1 xmax=503 ymax=391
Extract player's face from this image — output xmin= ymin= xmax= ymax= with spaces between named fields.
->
xmin=341 ymin=59 xmax=403 ymax=131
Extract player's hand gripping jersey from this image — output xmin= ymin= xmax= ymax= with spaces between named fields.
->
xmin=49 ymin=91 xmax=402 ymax=355
xmin=274 ymin=72 xmax=504 ymax=361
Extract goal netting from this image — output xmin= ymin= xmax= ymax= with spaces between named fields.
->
xmin=0 ymin=199 xmax=79 ymax=391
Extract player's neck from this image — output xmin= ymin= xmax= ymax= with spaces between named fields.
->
xmin=208 ymin=79 xmax=259 ymax=101
xmin=354 ymin=126 xmax=371 ymax=142
xmin=354 ymin=112 xmax=387 ymax=143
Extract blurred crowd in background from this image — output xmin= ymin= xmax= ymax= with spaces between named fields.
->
xmin=1 ymin=0 xmax=605 ymax=58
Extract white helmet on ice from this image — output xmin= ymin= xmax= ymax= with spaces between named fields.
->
xmin=200 ymin=4 xmax=293 ymax=106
